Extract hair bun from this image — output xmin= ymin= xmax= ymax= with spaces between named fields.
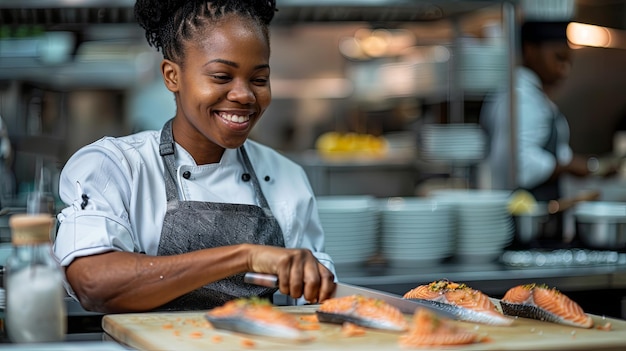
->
xmin=135 ymin=0 xmax=278 ymax=54
xmin=135 ymin=0 xmax=181 ymax=30
xmin=254 ymin=0 xmax=278 ymax=24
xmin=134 ymin=0 xmax=186 ymax=50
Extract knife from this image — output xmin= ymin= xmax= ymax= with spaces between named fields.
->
xmin=243 ymin=272 xmax=457 ymax=319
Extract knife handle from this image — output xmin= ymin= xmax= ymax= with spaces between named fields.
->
xmin=244 ymin=272 xmax=278 ymax=288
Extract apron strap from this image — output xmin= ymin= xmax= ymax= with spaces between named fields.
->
xmin=159 ymin=118 xmax=181 ymax=202
xmin=239 ymin=146 xmax=271 ymax=211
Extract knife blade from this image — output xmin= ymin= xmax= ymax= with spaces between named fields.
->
xmin=243 ymin=272 xmax=457 ymax=319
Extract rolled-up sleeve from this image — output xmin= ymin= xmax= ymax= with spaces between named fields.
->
xmin=54 ymin=209 xmax=135 ymax=266
xmin=53 ymin=140 xmax=139 ymax=266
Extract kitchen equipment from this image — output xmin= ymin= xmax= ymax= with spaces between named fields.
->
xmin=243 ymin=272 xmax=456 ymax=319
xmin=513 ymin=202 xmax=549 ymax=244
xmin=315 ymin=196 xmax=379 ymax=265
xmin=419 ymin=123 xmax=488 ymax=164
xmin=5 ymin=214 xmax=66 ymax=343
xmin=102 ymin=307 xmax=626 ymax=351
xmin=575 ymin=201 xmax=626 ymax=250
xmin=430 ymin=189 xmax=514 ymax=263
xmin=512 ymin=190 xmax=601 ymax=245
xmin=547 ymin=190 xmax=601 ymax=215
xmin=379 ymin=197 xmax=454 ymax=267
xmin=501 ymin=248 xmax=625 ymax=267
xmin=27 ymin=158 xmax=56 ymax=216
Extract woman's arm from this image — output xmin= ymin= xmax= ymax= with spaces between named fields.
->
xmin=66 ymin=243 xmax=335 ymax=313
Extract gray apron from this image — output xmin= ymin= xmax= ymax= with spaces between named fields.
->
xmin=527 ymin=114 xmax=559 ymax=203
xmin=156 ymin=119 xmax=285 ymax=310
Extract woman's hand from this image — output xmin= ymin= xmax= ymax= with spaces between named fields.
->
xmin=245 ymin=244 xmax=336 ymax=304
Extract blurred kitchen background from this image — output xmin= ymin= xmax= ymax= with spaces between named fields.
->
xmin=0 ymin=0 xmax=625 ymax=205
xmin=3 ymin=0 xmax=626 ymax=320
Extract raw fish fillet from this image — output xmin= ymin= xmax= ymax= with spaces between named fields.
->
xmin=316 ymin=294 xmax=409 ymax=332
xmin=399 ymin=308 xmax=479 ymax=347
xmin=500 ymin=283 xmax=594 ymax=328
xmin=403 ymin=280 xmax=513 ymax=326
xmin=205 ymin=297 xmax=309 ymax=340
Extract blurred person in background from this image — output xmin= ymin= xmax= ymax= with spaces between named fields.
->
xmin=480 ymin=21 xmax=616 ymax=243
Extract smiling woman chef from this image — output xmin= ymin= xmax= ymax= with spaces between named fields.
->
xmin=52 ymin=0 xmax=336 ymax=313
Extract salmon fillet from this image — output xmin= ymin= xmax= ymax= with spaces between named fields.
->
xmin=399 ymin=308 xmax=479 ymax=347
xmin=403 ymin=280 xmax=513 ymax=326
xmin=501 ymin=283 xmax=594 ymax=328
xmin=317 ymin=294 xmax=409 ymax=332
xmin=205 ymin=297 xmax=309 ymax=340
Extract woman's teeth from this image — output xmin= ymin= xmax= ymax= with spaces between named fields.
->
xmin=220 ymin=113 xmax=250 ymax=123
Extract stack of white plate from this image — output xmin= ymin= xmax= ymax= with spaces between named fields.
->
xmin=459 ymin=41 xmax=508 ymax=93
xmin=420 ymin=123 xmax=487 ymax=164
xmin=430 ymin=189 xmax=514 ymax=263
xmin=379 ymin=197 xmax=454 ymax=267
xmin=316 ymin=196 xmax=379 ymax=265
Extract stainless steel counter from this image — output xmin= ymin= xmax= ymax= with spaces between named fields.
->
xmin=337 ymin=259 xmax=626 ymax=296
xmin=336 ymin=252 xmax=626 ymax=319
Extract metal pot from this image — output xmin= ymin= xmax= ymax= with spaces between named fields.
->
xmin=513 ymin=203 xmax=549 ymax=244
xmin=511 ymin=191 xmax=601 ymax=245
xmin=575 ymin=201 xmax=626 ymax=249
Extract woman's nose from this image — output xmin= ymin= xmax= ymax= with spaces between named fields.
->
xmin=227 ymin=80 xmax=256 ymax=104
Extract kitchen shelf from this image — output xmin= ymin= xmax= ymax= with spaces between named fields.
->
xmin=0 ymin=1 xmax=517 ymax=25
xmin=339 ymin=259 xmax=626 ymax=294
xmin=0 ymin=61 xmax=153 ymax=89
xmin=275 ymin=0 xmax=516 ymax=23
xmin=0 ymin=0 xmax=134 ymax=8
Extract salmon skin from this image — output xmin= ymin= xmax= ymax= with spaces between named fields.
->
xmin=399 ymin=308 xmax=480 ymax=347
xmin=500 ymin=283 xmax=594 ymax=328
xmin=316 ymin=294 xmax=409 ymax=332
xmin=205 ymin=297 xmax=309 ymax=340
xmin=403 ymin=279 xmax=513 ymax=326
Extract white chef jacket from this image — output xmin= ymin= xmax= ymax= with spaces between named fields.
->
xmin=481 ymin=66 xmax=573 ymax=190
xmin=53 ymin=130 xmax=335 ymax=276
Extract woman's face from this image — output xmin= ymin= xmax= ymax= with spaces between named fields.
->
xmin=525 ymin=41 xmax=572 ymax=88
xmin=165 ymin=15 xmax=271 ymax=163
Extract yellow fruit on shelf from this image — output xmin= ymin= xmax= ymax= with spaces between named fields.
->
xmin=508 ymin=189 xmax=538 ymax=215
xmin=315 ymin=132 xmax=388 ymax=158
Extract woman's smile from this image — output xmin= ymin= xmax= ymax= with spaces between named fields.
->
xmin=215 ymin=110 xmax=254 ymax=132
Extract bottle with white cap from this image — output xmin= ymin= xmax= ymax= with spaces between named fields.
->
xmin=4 ymin=214 xmax=66 ymax=343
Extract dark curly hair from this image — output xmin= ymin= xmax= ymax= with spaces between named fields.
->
xmin=134 ymin=0 xmax=277 ymax=62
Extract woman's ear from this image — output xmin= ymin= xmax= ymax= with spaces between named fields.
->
xmin=161 ymin=59 xmax=180 ymax=93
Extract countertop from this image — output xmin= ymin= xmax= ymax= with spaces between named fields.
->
xmin=3 ymin=248 xmax=625 ymax=348
xmin=336 ymin=251 xmax=626 ymax=296
xmin=102 ymin=307 xmax=626 ymax=351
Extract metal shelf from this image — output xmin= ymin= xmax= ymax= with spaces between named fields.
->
xmin=275 ymin=0 xmax=516 ymax=23
xmin=0 ymin=0 xmax=135 ymax=8
xmin=0 ymin=0 xmax=517 ymax=25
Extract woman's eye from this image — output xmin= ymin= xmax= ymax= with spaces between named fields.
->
xmin=211 ymin=75 xmax=231 ymax=82
xmin=253 ymin=78 xmax=269 ymax=85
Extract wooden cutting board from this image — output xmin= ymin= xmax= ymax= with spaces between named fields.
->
xmin=102 ymin=305 xmax=626 ymax=351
